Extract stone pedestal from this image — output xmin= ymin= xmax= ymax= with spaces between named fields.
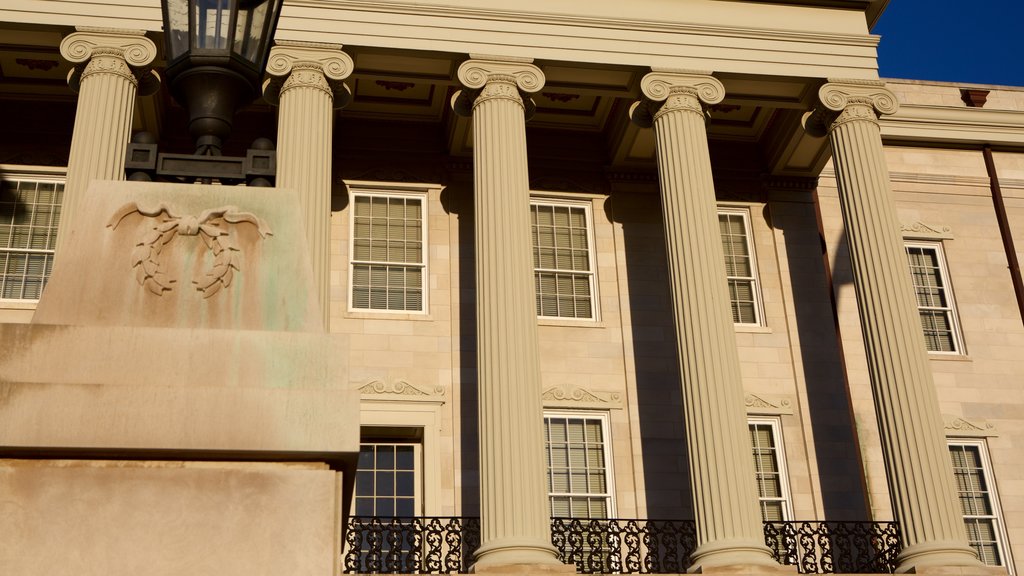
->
xmin=452 ymin=57 xmax=564 ymax=570
xmin=805 ymin=80 xmax=983 ymax=573
xmin=265 ymin=41 xmax=354 ymax=329
xmin=631 ymin=71 xmax=777 ymax=571
xmin=0 ymin=181 xmax=359 ymax=576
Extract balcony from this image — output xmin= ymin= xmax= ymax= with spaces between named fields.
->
xmin=343 ymin=517 xmax=900 ymax=574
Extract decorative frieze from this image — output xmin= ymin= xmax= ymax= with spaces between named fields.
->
xmin=901 ymin=222 xmax=954 ymax=240
xmin=744 ymin=393 xmax=794 ymax=416
xmin=943 ymin=415 xmax=997 ymax=438
xmin=359 ymin=379 xmax=446 ymax=403
xmin=542 ymin=386 xmax=623 ymax=410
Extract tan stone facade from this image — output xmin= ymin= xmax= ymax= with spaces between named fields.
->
xmin=0 ymin=1 xmax=1022 ymax=575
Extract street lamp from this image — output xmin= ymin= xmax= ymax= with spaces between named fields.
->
xmin=128 ymin=0 xmax=282 ymax=184
xmin=162 ymin=0 xmax=283 ymax=155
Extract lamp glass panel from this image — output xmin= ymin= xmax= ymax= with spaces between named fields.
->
xmin=233 ymin=0 xmax=269 ymax=64
xmin=192 ymin=0 xmax=233 ymax=51
xmin=165 ymin=0 xmax=190 ymax=59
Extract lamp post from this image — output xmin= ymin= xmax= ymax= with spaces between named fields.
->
xmin=128 ymin=0 xmax=283 ymax=184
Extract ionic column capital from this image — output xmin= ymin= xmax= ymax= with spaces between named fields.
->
xmin=804 ymin=79 xmax=899 ymax=136
xmin=59 ymin=27 xmax=158 ymax=94
xmin=630 ymin=70 xmax=725 ymax=128
xmin=451 ymin=57 xmax=545 ymax=118
xmin=264 ymin=41 xmax=354 ymax=108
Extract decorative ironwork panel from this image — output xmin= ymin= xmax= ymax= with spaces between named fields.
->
xmin=551 ymin=518 xmax=698 ymax=574
xmin=764 ymin=521 xmax=900 ymax=574
xmin=344 ymin=516 xmax=479 ymax=574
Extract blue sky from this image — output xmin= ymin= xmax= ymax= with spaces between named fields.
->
xmin=872 ymin=1 xmax=1024 ymax=87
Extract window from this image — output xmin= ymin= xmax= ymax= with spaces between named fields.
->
xmin=0 ymin=175 xmax=64 ymax=301
xmin=544 ymin=412 xmax=613 ymax=518
xmin=948 ymin=441 xmax=1012 ymax=569
xmin=719 ymin=208 xmax=762 ymax=325
xmin=531 ymin=200 xmax=596 ymax=319
xmin=905 ymin=242 xmax=962 ymax=353
xmin=349 ymin=191 xmax=426 ymax=312
xmin=354 ymin=441 xmax=420 ymax=517
xmin=749 ymin=418 xmax=792 ymax=522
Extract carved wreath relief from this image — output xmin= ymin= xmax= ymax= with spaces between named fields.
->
xmin=107 ymin=202 xmax=272 ymax=298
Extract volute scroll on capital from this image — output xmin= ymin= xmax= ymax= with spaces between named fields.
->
xmin=263 ymin=42 xmax=354 ymax=107
xmin=452 ymin=58 xmax=546 ymax=118
xmin=630 ymin=71 xmax=725 ymax=128
xmin=59 ymin=28 xmax=159 ymax=93
xmin=803 ymin=80 xmax=899 ymax=137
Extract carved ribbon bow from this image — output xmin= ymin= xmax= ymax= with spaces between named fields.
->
xmin=107 ymin=202 xmax=272 ymax=298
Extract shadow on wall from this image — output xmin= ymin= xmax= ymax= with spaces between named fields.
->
xmin=769 ymin=196 xmax=870 ymax=520
xmin=606 ymin=192 xmax=693 ymax=520
xmin=451 ymin=183 xmax=481 ymax=517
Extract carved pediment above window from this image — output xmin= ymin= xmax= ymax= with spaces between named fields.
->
xmin=943 ymin=414 xmax=997 ymax=437
xmin=542 ymin=386 xmax=623 ymax=410
xmin=744 ymin=393 xmax=794 ymax=415
xmin=901 ymin=221 xmax=954 ymax=240
xmin=359 ymin=379 xmax=446 ymax=404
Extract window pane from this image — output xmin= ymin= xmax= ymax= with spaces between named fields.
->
xmin=545 ymin=415 xmax=610 ymax=519
xmin=719 ymin=211 xmax=760 ymax=325
xmin=351 ymin=194 xmax=425 ymax=312
xmin=949 ymin=444 xmax=1005 ymax=566
xmin=532 ymin=202 xmax=595 ymax=319
xmin=906 ymin=244 xmax=960 ymax=353
xmin=0 ymin=178 xmax=64 ymax=301
xmin=750 ymin=422 xmax=789 ymax=522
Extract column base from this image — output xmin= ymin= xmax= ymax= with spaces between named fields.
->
xmin=687 ymin=538 xmax=781 ymax=574
xmin=895 ymin=540 xmax=993 ymax=574
xmin=471 ymin=537 xmax=569 ymax=573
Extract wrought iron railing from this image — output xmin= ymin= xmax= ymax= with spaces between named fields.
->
xmin=344 ymin=516 xmax=480 ymax=574
xmin=343 ymin=517 xmax=900 ymax=574
xmin=765 ymin=521 xmax=901 ymax=574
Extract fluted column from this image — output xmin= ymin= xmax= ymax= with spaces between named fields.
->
xmin=805 ymin=81 xmax=984 ymax=573
xmin=58 ymin=27 xmax=157 ymax=254
xmin=631 ymin=71 xmax=777 ymax=570
xmin=452 ymin=58 xmax=564 ymax=571
xmin=265 ymin=41 xmax=353 ymax=330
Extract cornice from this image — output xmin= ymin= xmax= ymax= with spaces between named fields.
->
xmin=820 ymin=167 xmax=1024 ymax=190
xmin=880 ymin=104 xmax=1024 ymax=147
xmin=284 ymin=0 xmax=880 ymax=49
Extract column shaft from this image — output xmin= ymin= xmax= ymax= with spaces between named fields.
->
xmin=809 ymin=82 xmax=982 ymax=572
xmin=632 ymin=72 xmax=776 ymax=570
xmin=265 ymin=42 xmax=353 ymax=330
xmin=58 ymin=28 xmax=156 ymax=254
xmin=453 ymin=59 xmax=562 ymax=570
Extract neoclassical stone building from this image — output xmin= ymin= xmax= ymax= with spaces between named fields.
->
xmin=0 ymin=1 xmax=1022 ymax=575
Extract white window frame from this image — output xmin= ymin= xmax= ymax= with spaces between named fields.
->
xmin=346 ymin=183 xmax=429 ymax=315
xmin=718 ymin=207 xmax=764 ymax=327
xmin=530 ymin=196 xmax=599 ymax=321
xmin=0 ymin=166 xmax=66 ymax=303
xmin=947 ymin=439 xmax=1014 ymax=571
xmin=748 ymin=417 xmax=794 ymax=522
xmin=353 ymin=438 xmax=423 ymax=518
xmin=904 ymin=241 xmax=964 ymax=355
xmin=543 ymin=410 xmax=616 ymax=519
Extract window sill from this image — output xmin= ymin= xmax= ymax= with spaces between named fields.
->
xmin=928 ymin=353 xmax=972 ymax=362
xmin=0 ymin=300 xmax=39 ymax=310
xmin=538 ymin=318 xmax=605 ymax=329
xmin=734 ymin=324 xmax=772 ymax=334
xmin=345 ymin=310 xmax=434 ymax=322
